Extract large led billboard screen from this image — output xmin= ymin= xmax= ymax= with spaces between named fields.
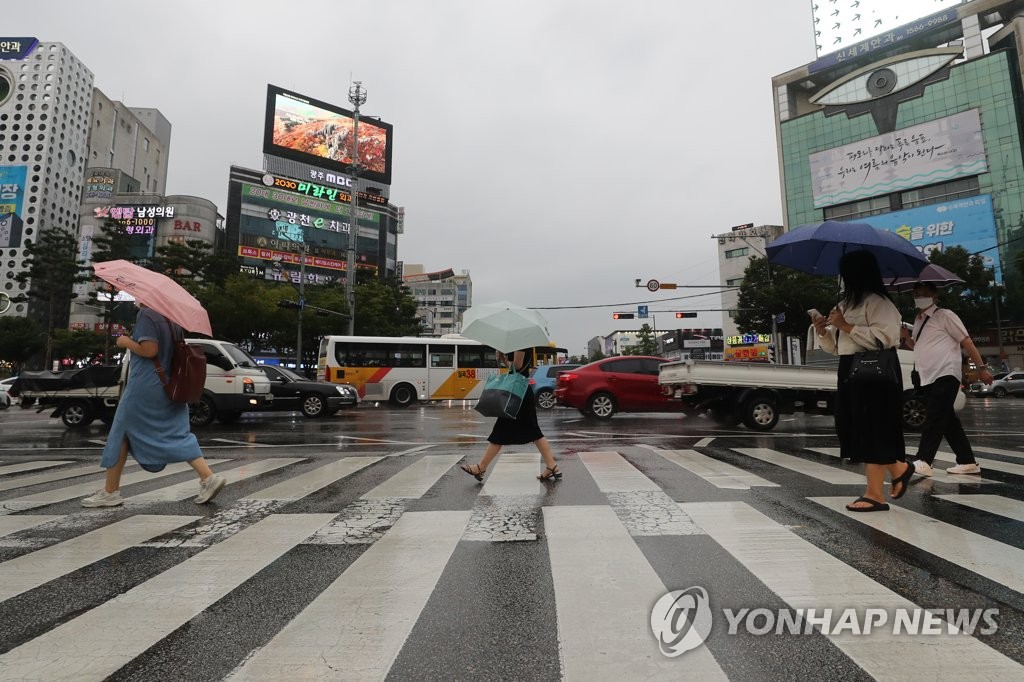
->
xmin=263 ymin=85 xmax=393 ymax=186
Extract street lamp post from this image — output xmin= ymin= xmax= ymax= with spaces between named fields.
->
xmin=296 ymin=242 xmax=306 ymax=369
xmin=345 ymin=81 xmax=367 ymax=337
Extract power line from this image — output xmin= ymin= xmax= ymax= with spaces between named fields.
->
xmin=529 ymin=288 xmax=738 ymax=311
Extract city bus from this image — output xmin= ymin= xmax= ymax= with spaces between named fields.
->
xmin=317 ymin=335 xmax=565 ymax=406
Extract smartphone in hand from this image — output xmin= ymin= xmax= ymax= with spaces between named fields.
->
xmin=807 ymin=308 xmax=824 ymax=322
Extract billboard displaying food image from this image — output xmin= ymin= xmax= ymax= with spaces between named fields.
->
xmin=263 ymin=84 xmax=393 ymax=185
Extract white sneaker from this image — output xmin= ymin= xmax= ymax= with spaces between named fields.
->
xmin=946 ymin=463 xmax=982 ymax=475
xmin=195 ymin=474 xmax=226 ymax=504
xmin=913 ymin=460 xmax=934 ymax=477
xmin=81 ymin=489 xmax=124 ymax=507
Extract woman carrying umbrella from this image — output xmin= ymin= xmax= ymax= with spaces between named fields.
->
xmin=812 ymin=250 xmax=914 ymax=511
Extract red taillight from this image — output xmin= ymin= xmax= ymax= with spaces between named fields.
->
xmin=558 ymin=372 xmax=579 ymax=384
xmin=528 ymin=378 xmax=536 ymax=385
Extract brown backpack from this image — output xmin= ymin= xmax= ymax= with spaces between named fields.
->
xmin=152 ymin=321 xmax=206 ymax=404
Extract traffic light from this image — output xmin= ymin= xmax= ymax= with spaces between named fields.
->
xmin=277 ymin=300 xmax=301 ymax=309
xmin=675 ymin=312 xmax=697 ymax=318
xmin=612 ymin=312 xmax=635 ymax=319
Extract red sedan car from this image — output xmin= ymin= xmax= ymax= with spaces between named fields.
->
xmin=554 ymin=356 xmax=679 ymax=419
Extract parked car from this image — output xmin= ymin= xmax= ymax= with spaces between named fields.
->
xmin=260 ymin=365 xmax=358 ymax=417
xmin=0 ymin=376 xmax=15 ymax=408
xmin=529 ymin=363 xmax=581 ymax=409
xmin=968 ymin=371 xmax=1024 ymax=398
xmin=555 ymin=356 xmax=678 ymax=419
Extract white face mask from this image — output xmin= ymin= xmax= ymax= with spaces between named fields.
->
xmin=914 ymin=297 xmax=934 ymax=310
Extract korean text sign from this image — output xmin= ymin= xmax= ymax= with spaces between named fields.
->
xmin=0 ymin=165 xmax=27 ymax=248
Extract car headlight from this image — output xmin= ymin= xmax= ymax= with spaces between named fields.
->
xmin=336 ymin=385 xmax=354 ymax=397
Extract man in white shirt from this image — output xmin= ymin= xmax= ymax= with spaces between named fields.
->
xmin=901 ymin=282 xmax=993 ymax=475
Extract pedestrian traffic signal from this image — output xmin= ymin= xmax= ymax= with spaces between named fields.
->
xmin=612 ymin=312 xmax=635 ymax=319
xmin=675 ymin=312 xmax=697 ymax=318
xmin=278 ymin=300 xmax=301 ymax=309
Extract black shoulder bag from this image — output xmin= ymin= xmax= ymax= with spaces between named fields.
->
xmin=843 ymin=306 xmax=900 ymax=387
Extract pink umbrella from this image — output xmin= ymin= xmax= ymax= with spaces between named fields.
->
xmin=92 ymin=259 xmax=212 ymax=336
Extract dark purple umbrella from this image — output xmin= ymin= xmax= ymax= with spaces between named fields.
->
xmin=885 ymin=263 xmax=965 ymax=293
xmin=766 ymin=220 xmax=928 ymax=278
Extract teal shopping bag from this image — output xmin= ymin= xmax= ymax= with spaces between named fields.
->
xmin=474 ymin=370 xmax=529 ymax=419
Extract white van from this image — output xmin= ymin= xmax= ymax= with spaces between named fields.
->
xmin=185 ymin=339 xmax=273 ymax=426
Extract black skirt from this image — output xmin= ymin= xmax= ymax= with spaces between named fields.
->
xmin=487 ymin=385 xmax=544 ymax=445
xmin=834 ymin=352 xmax=905 ymax=464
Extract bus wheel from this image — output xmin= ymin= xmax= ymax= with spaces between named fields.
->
xmin=390 ymin=383 xmax=417 ymax=407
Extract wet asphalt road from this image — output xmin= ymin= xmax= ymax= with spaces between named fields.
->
xmin=0 ymin=397 xmax=1022 ymax=680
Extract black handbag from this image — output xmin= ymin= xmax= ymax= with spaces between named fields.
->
xmin=847 ymin=339 xmax=900 ymax=386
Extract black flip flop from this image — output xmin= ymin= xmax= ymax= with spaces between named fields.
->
xmin=460 ymin=463 xmax=484 ymax=482
xmin=846 ymin=496 xmax=890 ymax=512
xmin=890 ymin=462 xmax=914 ymax=500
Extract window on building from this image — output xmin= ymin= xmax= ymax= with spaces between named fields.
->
xmin=900 ymin=177 xmax=980 ymax=209
xmin=726 ymin=277 xmax=744 ymax=286
xmin=823 ymin=195 xmax=890 ymax=221
xmin=143 ymin=137 xmax=149 ymax=152
xmin=724 ymin=247 xmax=749 ymax=259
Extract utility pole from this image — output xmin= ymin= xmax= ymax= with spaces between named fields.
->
xmin=297 ymin=242 xmax=305 ymax=370
xmin=345 ymin=81 xmax=366 ymax=336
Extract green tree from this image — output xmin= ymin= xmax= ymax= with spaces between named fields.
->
xmin=589 ymin=349 xmax=606 ymax=362
xmin=0 ymin=316 xmax=46 ymax=372
xmin=633 ymin=324 xmax=658 ymax=355
xmin=50 ymin=329 xmax=106 ymax=364
xmin=921 ymin=246 xmax=995 ymax=333
xmin=353 ymin=277 xmax=421 ymax=337
xmin=13 ymin=228 xmax=91 ymax=367
xmin=202 ymin=274 xmax=284 ymax=350
xmin=734 ymin=256 xmax=840 ymax=342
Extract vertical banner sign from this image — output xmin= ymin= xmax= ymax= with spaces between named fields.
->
xmin=0 ymin=165 xmax=28 ymax=248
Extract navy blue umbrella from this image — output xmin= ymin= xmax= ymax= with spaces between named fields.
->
xmin=766 ymin=220 xmax=929 ymax=278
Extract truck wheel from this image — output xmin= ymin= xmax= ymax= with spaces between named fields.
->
xmin=61 ymin=399 xmax=95 ymax=428
xmin=535 ymin=388 xmax=556 ymax=409
xmin=902 ymin=392 xmax=927 ymax=432
xmin=301 ymin=393 xmax=328 ymax=417
xmin=390 ymin=383 xmax=416 ymax=407
xmin=189 ymin=395 xmax=216 ymax=427
xmin=742 ymin=395 xmax=779 ymax=431
xmin=587 ymin=392 xmax=617 ymax=419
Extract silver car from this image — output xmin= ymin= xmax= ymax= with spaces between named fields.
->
xmin=969 ymin=371 xmax=1024 ymax=398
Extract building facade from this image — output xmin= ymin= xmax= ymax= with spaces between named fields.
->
xmin=714 ymin=223 xmax=784 ymax=339
xmin=0 ymin=41 xmax=94 ymax=320
xmin=86 ymin=90 xmax=170 ymax=195
xmin=401 ymin=264 xmax=473 ymax=336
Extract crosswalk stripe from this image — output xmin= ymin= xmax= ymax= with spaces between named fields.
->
xmin=0 ymin=514 xmax=199 ymax=602
xmin=480 ymin=452 xmax=542 ymax=496
xmin=0 ymin=461 xmax=75 ymax=477
xmin=972 ymin=445 xmax=1024 ymax=460
xmin=647 ymin=447 xmax=779 ymax=489
xmin=934 ymin=494 xmax=1024 ymax=522
xmin=0 ymin=462 xmax=138 ymax=494
xmin=733 ymin=447 xmax=866 ymax=484
xmin=362 ymin=454 xmax=461 ymax=499
xmin=0 ymin=515 xmax=62 ymax=538
xmin=544 ymin=505 xmax=727 ymax=680
xmin=227 ymin=510 xmax=470 ymax=680
xmin=125 ymin=458 xmax=301 ymax=503
xmin=935 ymin=450 xmax=1024 ymax=477
xmin=683 ymin=501 xmax=1023 ymax=677
xmin=0 ymin=514 xmax=334 ymax=680
xmin=807 ymin=448 xmax=1003 ymax=484
xmin=1 ymin=460 xmax=228 ymax=512
xmin=209 ymin=438 xmax=272 ymax=447
xmin=580 ymin=451 xmax=661 ymax=491
xmin=810 ymin=497 xmax=1024 ymax=594
xmin=242 ymin=456 xmax=383 ymax=502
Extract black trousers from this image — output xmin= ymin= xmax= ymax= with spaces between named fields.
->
xmin=915 ymin=375 xmax=976 ymax=465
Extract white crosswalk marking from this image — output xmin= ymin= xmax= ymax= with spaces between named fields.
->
xmin=934 ymin=494 xmax=1024 ymax=522
xmin=972 ymin=445 xmax=1024 ymax=460
xmin=0 ymin=515 xmax=62 ymax=538
xmin=362 ymin=454 xmax=460 ymax=499
xmin=545 ymin=505 xmax=727 ymax=680
xmin=934 ymin=450 xmax=1024 ymax=477
xmin=580 ymin=450 xmax=660 ymax=491
xmin=810 ymin=497 xmax=1024 ymax=594
xmin=683 ymin=501 xmax=1023 ymax=678
xmin=227 ymin=510 xmax=470 ymax=680
xmin=0 ymin=461 xmax=75 ymax=476
xmin=243 ymin=456 xmax=383 ymax=501
xmin=732 ymin=447 xmax=866 ymax=484
xmin=0 ymin=514 xmax=334 ymax=680
xmin=807 ymin=448 xmax=1003 ymax=484
xmin=0 ymin=462 xmax=138 ymax=494
xmin=125 ymin=458 xmax=300 ymax=503
xmin=646 ymin=446 xmax=779 ymax=489
xmin=480 ymin=451 xmax=542 ymax=496
xmin=0 ymin=515 xmax=198 ymax=602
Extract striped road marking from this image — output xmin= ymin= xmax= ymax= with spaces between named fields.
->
xmin=810 ymin=497 xmax=1024 ymax=595
xmin=362 ymin=454 xmax=461 ymax=499
xmin=545 ymin=505 xmax=726 ymax=680
xmin=125 ymin=458 xmax=301 ymax=503
xmin=226 ymin=511 xmax=470 ymax=680
xmin=645 ymin=446 xmax=779 ymax=489
xmin=684 ymin=501 xmax=1022 ymax=678
xmin=0 ymin=462 xmax=138 ymax=494
xmin=807 ymin=448 xmax=1002 ymax=484
xmin=242 ymin=457 xmax=384 ymax=502
xmin=0 ymin=515 xmax=199 ymax=601
xmin=580 ymin=451 xmax=661 ymax=492
xmin=934 ymin=450 xmax=1024 ymax=477
xmin=480 ymin=452 xmax=542 ymax=497
xmin=0 ymin=515 xmax=63 ymax=538
xmin=934 ymin=494 xmax=1024 ymax=522
xmin=733 ymin=448 xmax=865 ymax=485
xmin=0 ymin=461 xmax=75 ymax=477
xmin=0 ymin=514 xmax=334 ymax=680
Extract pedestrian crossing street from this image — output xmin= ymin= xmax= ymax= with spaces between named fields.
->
xmin=0 ymin=440 xmax=1023 ymax=680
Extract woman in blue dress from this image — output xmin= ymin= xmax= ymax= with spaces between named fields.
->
xmin=81 ymin=305 xmax=226 ymax=507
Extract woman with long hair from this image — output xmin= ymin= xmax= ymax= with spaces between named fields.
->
xmin=813 ymin=250 xmax=913 ymax=511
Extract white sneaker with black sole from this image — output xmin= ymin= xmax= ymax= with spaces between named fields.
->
xmin=913 ymin=460 xmax=934 ymax=477
xmin=946 ymin=463 xmax=982 ymax=475
xmin=81 ymin=489 xmax=124 ymax=507
xmin=195 ymin=474 xmax=226 ymax=504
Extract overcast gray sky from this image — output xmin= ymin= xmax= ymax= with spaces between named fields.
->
xmin=9 ymin=0 xmax=817 ymax=356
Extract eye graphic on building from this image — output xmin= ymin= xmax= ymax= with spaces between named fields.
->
xmin=810 ymin=48 xmax=962 ymax=106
